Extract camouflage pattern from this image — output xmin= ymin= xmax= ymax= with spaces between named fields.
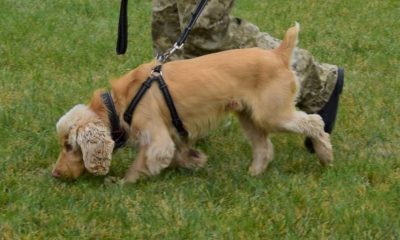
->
xmin=151 ymin=0 xmax=338 ymax=113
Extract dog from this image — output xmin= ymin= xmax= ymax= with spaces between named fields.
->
xmin=52 ymin=23 xmax=333 ymax=183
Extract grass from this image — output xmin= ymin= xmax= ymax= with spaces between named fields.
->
xmin=1 ymin=0 xmax=399 ymax=239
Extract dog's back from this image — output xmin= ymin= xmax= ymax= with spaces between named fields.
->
xmin=158 ymin=24 xmax=300 ymax=135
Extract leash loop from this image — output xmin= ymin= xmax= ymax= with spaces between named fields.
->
xmin=116 ymin=0 xmax=128 ymax=54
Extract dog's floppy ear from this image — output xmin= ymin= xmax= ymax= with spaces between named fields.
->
xmin=76 ymin=121 xmax=115 ymax=175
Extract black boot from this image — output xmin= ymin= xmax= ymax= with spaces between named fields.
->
xmin=305 ymin=67 xmax=344 ymax=153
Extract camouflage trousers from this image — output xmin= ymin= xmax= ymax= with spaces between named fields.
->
xmin=152 ymin=0 xmax=338 ymax=113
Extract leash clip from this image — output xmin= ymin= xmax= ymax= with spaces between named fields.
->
xmin=156 ymin=42 xmax=185 ymax=63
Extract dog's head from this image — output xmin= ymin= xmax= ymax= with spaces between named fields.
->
xmin=52 ymin=104 xmax=115 ymax=180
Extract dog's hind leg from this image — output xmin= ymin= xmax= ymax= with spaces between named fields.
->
xmin=278 ymin=111 xmax=333 ymax=166
xmin=238 ymin=113 xmax=274 ymax=176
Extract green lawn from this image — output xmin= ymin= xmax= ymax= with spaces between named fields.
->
xmin=1 ymin=0 xmax=399 ymax=239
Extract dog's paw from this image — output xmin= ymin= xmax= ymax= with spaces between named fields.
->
xmin=104 ymin=176 xmax=124 ymax=186
xmin=171 ymin=148 xmax=208 ymax=170
xmin=249 ymin=159 xmax=269 ymax=176
xmin=186 ymin=149 xmax=208 ymax=170
xmin=146 ymin=142 xmax=175 ymax=175
xmin=312 ymin=132 xmax=333 ymax=166
xmin=248 ymin=145 xmax=273 ymax=176
xmin=123 ymin=173 xmax=140 ymax=184
xmin=249 ymin=164 xmax=266 ymax=176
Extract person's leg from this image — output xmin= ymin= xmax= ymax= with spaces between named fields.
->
xmin=304 ymin=68 xmax=344 ymax=152
xmin=151 ymin=0 xmax=183 ymax=59
xmin=175 ymin=0 xmax=235 ymax=58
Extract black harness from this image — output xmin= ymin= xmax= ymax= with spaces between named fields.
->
xmin=123 ymin=65 xmax=188 ymax=139
xmin=106 ymin=0 xmax=208 ymax=149
xmin=101 ymin=92 xmax=128 ymax=149
xmin=102 ymin=65 xmax=188 ymax=149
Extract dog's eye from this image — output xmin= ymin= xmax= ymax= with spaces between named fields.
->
xmin=64 ymin=143 xmax=73 ymax=152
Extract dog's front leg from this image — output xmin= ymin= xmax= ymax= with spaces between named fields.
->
xmin=124 ymin=148 xmax=148 ymax=183
xmin=145 ymin=132 xmax=175 ymax=176
xmin=124 ymin=128 xmax=175 ymax=183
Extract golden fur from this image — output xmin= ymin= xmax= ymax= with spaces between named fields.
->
xmin=52 ymin=23 xmax=333 ymax=182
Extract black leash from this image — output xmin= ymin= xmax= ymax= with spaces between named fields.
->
xmin=116 ymin=0 xmax=208 ymax=59
xmin=156 ymin=0 xmax=208 ymax=62
xmin=176 ymin=0 xmax=208 ymax=47
xmin=116 ymin=0 xmax=128 ymax=54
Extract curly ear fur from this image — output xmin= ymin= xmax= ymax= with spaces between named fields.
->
xmin=76 ymin=121 xmax=115 ymax=175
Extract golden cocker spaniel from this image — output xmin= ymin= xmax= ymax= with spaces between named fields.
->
xmin=52 ymin=23 xmax=333 ymax=183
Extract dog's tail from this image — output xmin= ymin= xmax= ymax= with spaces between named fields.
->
xmin=276 ymin=22 xmax=300 ymax=67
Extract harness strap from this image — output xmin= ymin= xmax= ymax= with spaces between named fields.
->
xmin=123 ymin=65 xmax=188 ymax=139
xmin=123 ymin=77 xmax=154 ymax=125
xmin=101 ymin=92 xmax=128 ymax=149
xmin=154 ymin=66 xmax=188 ymax=139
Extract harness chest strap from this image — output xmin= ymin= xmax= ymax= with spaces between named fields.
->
xmin=123 ymin=65 xmax=189 ymax=139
